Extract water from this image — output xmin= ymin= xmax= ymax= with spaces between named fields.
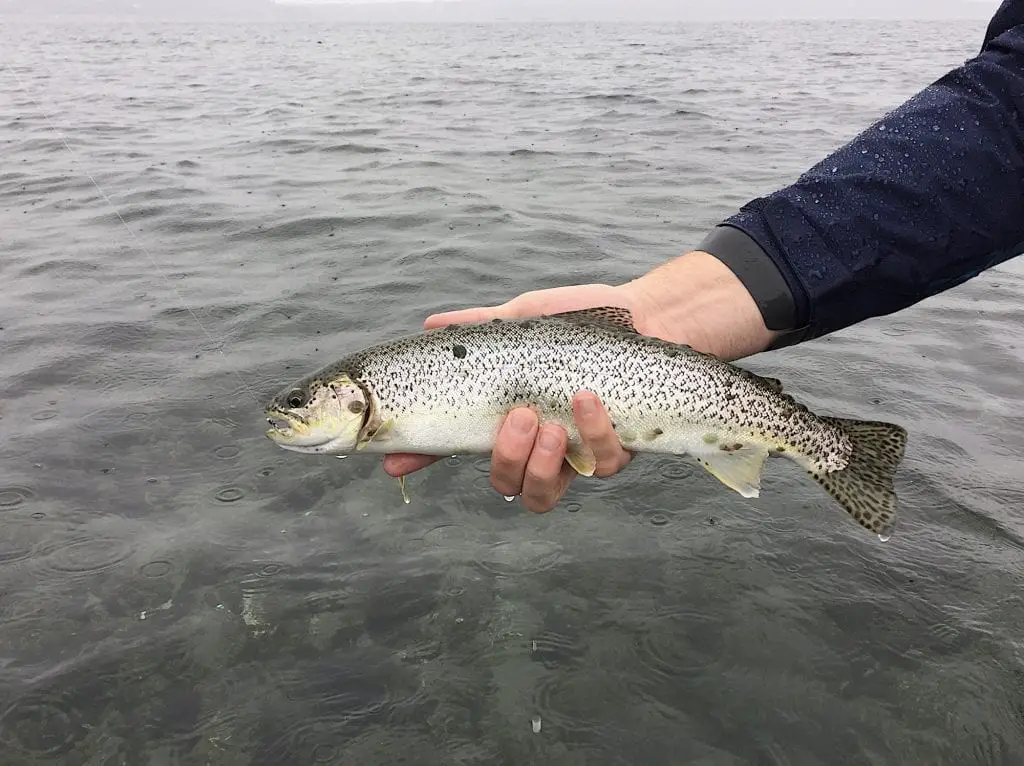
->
xmin=2 ymin=17 xmax=1023 ymax=765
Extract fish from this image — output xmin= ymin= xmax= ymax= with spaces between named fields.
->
xmin=264 ymin=306 xmax=908 ymax=538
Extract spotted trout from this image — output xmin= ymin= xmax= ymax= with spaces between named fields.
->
xmin=264 ymin=307 xmax=908 ymax=538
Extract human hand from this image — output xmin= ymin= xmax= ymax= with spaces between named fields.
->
xmin=381 ymin=283 xmax=641 ymax=513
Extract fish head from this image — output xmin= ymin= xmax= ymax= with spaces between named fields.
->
xmin=264 ymin=372 xmax=370 ymax=455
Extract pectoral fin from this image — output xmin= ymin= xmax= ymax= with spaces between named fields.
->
xmin=696 ymin=444 xmax=770 ymax=498
xmin=565 ymin=443 xmax=597 ymax=477
xmin=357 ymin=418 xmax=394 ymax=451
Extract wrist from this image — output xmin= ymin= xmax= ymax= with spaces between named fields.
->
xmin=618 ymin=250 xmax=777 ymax=361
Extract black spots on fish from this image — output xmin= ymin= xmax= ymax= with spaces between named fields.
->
xmin=644 ymin=427 xmax=664 ymax=442
xmin=664 ymin=348 xmax=679 ymax=358
xmin=347 ymin=400 xmax=366 ymax=415
xmin=719 ymin=442 xmax=744 ymax=452
xmin=520 ymin=319 xmax=535 ymax=330
xmin=451 ymin=344 xmax=468 ymax=359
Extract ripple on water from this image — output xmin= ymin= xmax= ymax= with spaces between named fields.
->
xmin=73 ymin=407 xmax=153 ymax=435
xmin=330 ymin=724 xmax=449 ymax=765
xmin=35 ymin=536 xmax=134 ymax=582
xmin=254 ymin=560 xmax=289 ymax=578
xmin=0 ymin=486 xmax=35 ymax=508
xmin=532 ymin=669 xmax=621 ymax=738
xmin=139 ymin=559 xmax=175 ymax=579
xmin=881 ymin=323 xmax=911 ymax=337
xmin=215 ymin=485 xmax=246 ymax=503
xmin=0 ymin=693 xmax=82 ymax=758
xmin=656 ymin=459 xmax=696 ymax=482
xmin=212 ymin=444 xmax=241 ymax=460
xmin=420 ymin=523 xmax=482 ymax=549
xmin=261 ymin=665 xmax=396 ymax=760
xmin=530 ymin=630 xmax=582 ymax=669
xmin=631 ymin=608 xmax=720 ymax=680
xmin=260 ymin=714 xmax=380 ymax=764
xmin=0 ymin=542 xmax=35 ymax=566
xmin=472 ymin=475 xmax=495 ymax=493
xmin=475 ymin=540 xmax=564 ymax=577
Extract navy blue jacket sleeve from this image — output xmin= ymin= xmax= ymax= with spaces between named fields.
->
xmin=700 ymin=0 xmax=1024 ymax=349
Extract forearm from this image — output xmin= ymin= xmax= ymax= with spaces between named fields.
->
xmin=622 ymin=250 xmax=777 ymax=361
xmin=699 ymin=8 xmax=1024 ymax=347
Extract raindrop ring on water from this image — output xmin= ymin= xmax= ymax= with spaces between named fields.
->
xmin=215 ymin=486 xmax=245 ymax=503
xmin=0 ymin=486 xmax=34 ymax=507
xmin=140 ymin=560 xmax=174 ymax=578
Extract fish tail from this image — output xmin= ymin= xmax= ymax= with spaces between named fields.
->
xmin=810 ymin=417 xmax=908 ymax=538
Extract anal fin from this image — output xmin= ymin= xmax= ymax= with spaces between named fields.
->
xmin=696 ymin=443 xmax=770 ymax=498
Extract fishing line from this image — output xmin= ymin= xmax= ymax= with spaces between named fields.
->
xmin=5 ymin=64 xmax=264 ymax=407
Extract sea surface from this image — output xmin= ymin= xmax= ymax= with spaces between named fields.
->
xmin=1 ymin=17 xmax=1023 ymax=766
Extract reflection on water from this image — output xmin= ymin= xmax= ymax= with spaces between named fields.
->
xmin=1 ymin=16 xmax=1023 ymax=766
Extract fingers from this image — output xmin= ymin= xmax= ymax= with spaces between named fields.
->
xmin=489 ymin=408 xmax=540 ymax=496
xmin=490 ymin=399 xmax=622 ymax=514
xmin=520 ymin=423 xmax=576 ymax=513
xmin=489 ymin=409 xmax=575 ymax=514
xmin=381 ymin=453 xmax=442 ymax=477
xmin=424 ymin=305 xmax=512 ymax=330
xmin=423 ymin=285 xmax=618 ymax=331
xmin=573 ymin=391 xmax=632 ymax=477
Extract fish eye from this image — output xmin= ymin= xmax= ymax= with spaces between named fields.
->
xmin=286 ymin=389 xmax=308 ymax=408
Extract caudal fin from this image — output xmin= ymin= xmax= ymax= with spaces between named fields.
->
xmin=811 ymin=417 xmax=908 ymax=538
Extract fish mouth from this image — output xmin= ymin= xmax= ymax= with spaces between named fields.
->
xmin=266 ymin=414 xmax=294 ymax=432
xmin=264 ymin=409 xmax=322 ymax=445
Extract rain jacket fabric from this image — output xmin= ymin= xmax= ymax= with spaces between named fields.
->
xmin=707 ymin=0 xmax=1024 ymax=349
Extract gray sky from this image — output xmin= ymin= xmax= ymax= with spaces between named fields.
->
xmin=0 ymin=0 xmax=1001 ymax=21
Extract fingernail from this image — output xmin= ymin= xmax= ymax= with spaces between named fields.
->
xmin=578 ymin=395 xmax=598 ymax=418
xmin=538 ymin=427 xmax=561 ymax=452
xmin=509 ymin=409 xmax=535 ymax=435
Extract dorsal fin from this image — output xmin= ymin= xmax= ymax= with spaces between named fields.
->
xmin=734 ymin=367 xmax=809 ymax=412
xmin=738 ymin=369 xmax=783 ymax=393
xmin=548 ymin=306 xmax=638 ymax=333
